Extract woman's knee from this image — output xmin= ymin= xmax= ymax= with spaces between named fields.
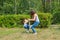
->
xmin=31 ymin=26 xmax=34 ymax=29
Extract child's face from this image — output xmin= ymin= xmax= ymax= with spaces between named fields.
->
xmin=24 ymin=19 xmax=28 ymax=24
xmin=24 ymin=19 xmax=28 ymax=22
xmin=22 ymin=19 xmax=27 ymax=23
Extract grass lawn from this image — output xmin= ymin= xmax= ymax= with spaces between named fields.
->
xmin=0 ymin=26 xmax=60 ymax=40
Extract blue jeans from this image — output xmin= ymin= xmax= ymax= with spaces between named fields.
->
xmin=24 ymin=23 xmax=29 ymax=30
xmin=31 ymin=21 xmax=40 ymax=33
xmin=24 ymin=21 xmax=40 ymax=33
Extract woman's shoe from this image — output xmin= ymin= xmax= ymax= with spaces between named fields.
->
xmin=33 ymin=32 xmax=37 ymax=35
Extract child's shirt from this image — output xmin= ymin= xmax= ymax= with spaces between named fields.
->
xmin=24 ymin=23 xmax=27 ymax=27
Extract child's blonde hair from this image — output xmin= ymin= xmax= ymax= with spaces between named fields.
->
xmin=21 ymin=18 xmax=28 ymax=24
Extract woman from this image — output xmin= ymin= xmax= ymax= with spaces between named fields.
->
xmin=28 ymin=10 xmax=40 ymax=34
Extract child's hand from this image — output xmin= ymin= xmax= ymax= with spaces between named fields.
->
xmin=24 ymin=19 xmax=28 ymax=24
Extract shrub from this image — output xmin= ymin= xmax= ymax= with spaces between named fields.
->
xmin=0 ymin=13 xmax=52 ymax=28
xmin=52 ymin=13 xmax=60 ymax=24
xmin=38 ymin=13 xmax=52 ymax=28
xmin=0 ymin=14 xmax=30 ymax=28
xmin=52 ymin=7 xmax=60 ymax=24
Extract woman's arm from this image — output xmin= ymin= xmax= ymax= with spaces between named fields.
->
xmin=28 ymin=14 xmax=36 ymax=21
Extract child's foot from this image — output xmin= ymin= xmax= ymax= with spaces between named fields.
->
xmin=26 ymin=30 xmax=29 ymax=33
xmin=25 ymin=29 xmax=29 ymax=33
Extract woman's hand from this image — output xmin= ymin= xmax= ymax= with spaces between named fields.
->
xmin=28 ymin=19 xmax=30 ymax=21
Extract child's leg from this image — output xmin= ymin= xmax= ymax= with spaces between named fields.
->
xmin=24 ymin=23 xmax=29 ymax=31
xmin=23 ymin=20 xmax=29 ymax=32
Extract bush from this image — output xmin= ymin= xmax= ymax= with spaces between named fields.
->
xmin=52 ymin=7 xmax=60 ymax=24
xmin=0 ymin=14 xmax=30 ymax=28
xmin=52 ymin=9 xmax=60 ymax=24
xmin=38 ymin=13 xmax=52 ymax=28
xmin=0 ymin=13 xmax=52 ymax=28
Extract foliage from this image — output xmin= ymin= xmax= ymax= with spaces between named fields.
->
xmin=0 ymin=13 xmax=52 ymax=28
xmin=0 ymin=0 xmax=60 ymax=26
xmin=52 ymin=7 xmax=60 ymax=24
xmin=0 ymin=0 xmax=43 ymax=14
xmin=0 ymin=14 xmax=30 ymax=28
xmin=38 ymin=13 xmax=52 ymax=28
xmin=0 ymin=0 xmax=60 ymax=14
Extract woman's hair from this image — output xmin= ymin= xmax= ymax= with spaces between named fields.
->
xmin=30 ymin=10 xmax=36 ymax=15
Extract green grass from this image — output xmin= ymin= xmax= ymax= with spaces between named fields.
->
xmin=0 ymin=27 xmax=60 ymax=40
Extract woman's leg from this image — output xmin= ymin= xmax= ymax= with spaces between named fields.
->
xmin=31 ymin=22 xmax=39 ymax=33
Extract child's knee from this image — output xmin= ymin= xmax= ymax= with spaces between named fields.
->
xmin=24 ymin=27 xmax=27 ymax=29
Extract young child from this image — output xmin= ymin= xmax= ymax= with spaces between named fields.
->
xmin=22 ymin=18 xmax=30 ymax=33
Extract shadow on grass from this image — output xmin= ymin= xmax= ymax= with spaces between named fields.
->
xmin=21 ymin=31 xmax=33 ymax=34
